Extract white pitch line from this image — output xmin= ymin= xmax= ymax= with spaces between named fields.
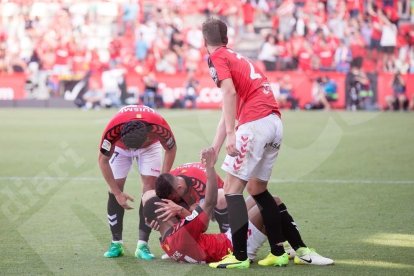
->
xmin=0 ymin=176 xmax=413 ymax=185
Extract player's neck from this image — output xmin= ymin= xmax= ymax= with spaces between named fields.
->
xmin=206 ymin=45 xmax=226 ymax=54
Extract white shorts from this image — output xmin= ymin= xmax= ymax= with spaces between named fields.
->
xmin=225 ymin=221 xmax=267 ymax=261
xmin=222 ymin=114 xmax=283 ymax=182
xmin=109 ymin=142 xmax=162 ymax=179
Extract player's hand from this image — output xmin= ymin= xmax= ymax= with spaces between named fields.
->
xmin=201 ymin=147 xmax=216 ymax=168
xmin=226 ymin=132 xmax=240 ymax=157
xmin=154 ymin=199 xmax=184 ymax=221
xmin=145 ymin=218 xmax=160 ymax=231
xmin=114 ymin=192 xmax=134 ymax=210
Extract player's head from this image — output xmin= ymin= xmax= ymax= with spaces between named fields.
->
xmin=143 ymin=195 xmax=163 ymax=224
xmin=202 ymin=18 xmax=228 ymax=47
xmin=156 ymin=173 xmax=189 ymax=202
xmin=121 ymin=120 xmax=148 ymax=149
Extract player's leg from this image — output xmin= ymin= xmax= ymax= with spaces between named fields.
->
xmin=247 ymin=179 xmax=288 ymax=266
xmin=209 ymin=174 xmax=250 ymax=268
xmin=135 ymin=142 xmax=162 ymax=260
xmin=104 ymin=148 xmax=132 ymax=258
xmin=246 ymin=204 xmax=267 ymax=261
xmin=214 ymin=188 xmax=229 ymax=233
xmin=247 ymin=114 xmax=288 ymax=266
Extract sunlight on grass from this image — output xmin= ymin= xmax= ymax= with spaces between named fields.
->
xmin=363 ymin=233 xmax=414 ymax=248
xmin=336 ymin=259 xmax=414 ymax=269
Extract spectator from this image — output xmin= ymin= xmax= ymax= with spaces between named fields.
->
xmin=101 ymin=68 xmax=125 ymax=108
xmin=305 ymin=76 xmax=338 ymax=110
xmin=258 ymin=34 xmax=277 ymax=71
xmin=182 ymin=70 xmax=199 ymax=109
xmin=141 ymin=72 xmax=164 ymax=108
xmin=276 ymin=75 xmax=299 ymax=110
xmin=82 ymin=80 xmax=104 ymax=110
xmin=386 ymin=72 xmax=408 ymax=110
xmin=380 ymin=10 xmax=398 ymax=72
xmin=346 ymin=60 xmax=374 ymax=110
xmin=169 ymin=28 xmax=185 ymax=72
xmin=368 ymin=4 xmax=383 ymax=60
xmin=241 ymin=0 xmax=255 ymax=34
xmin=297 ymin=40 xmax=314 ymax=71
xmin=275 ymin=33 xmax=294 ymax=70
xmin=334 ymin=39 xmax=352 ymax=72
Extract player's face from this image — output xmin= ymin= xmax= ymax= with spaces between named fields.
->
xmin=175 ymin=177 xmax=187 ymax=198
xmin=166 ymin=176 xmax=186 ymax=203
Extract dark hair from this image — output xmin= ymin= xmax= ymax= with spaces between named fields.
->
xmin=202 ymin=18 xmax=228 ymax=46
xmin=155 ymin=173 xmax=176 ymax=199
xmin=121 ymin=121 xmax=148 ymax=149
xmin=143 ymin=196 xmax=163 ymax=224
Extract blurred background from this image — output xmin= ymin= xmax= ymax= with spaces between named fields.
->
xmin=0 ymin=0 xmax=413 ymax=111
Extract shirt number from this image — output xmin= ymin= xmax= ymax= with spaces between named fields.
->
xmin=227 ymin=49 xmax=262 ymax=80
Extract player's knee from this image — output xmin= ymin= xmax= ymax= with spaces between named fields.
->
xmin=246 ymin=182 xmax=267 ymax=196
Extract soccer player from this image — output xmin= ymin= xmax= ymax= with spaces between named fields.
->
xmin=155 ymin=162 xmax=229 ymax=233
xmin=144 ymin=149 xmax=333 ymax=266
xmin=155 ymin=163 xmax=334 ymax=264
xmin=143 ymin=147 xmax=264 ymax=264
xmin=202 ymin=18 xmax=286 ymax=268
xmin=98 ymin=104 xmax=177 ymax=260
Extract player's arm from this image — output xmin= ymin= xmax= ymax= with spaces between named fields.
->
xmin=98 ymin=152 xmax=134 ymax=209
xmin=154 ymin=120 xmax=177 ymax=173
xmin=162 ymin=144 xmax=177 ymax=173
xmin=212 ymin=115 xmax=226 ymax=162
xmin=220 ymin=78 xmax=239 ymax=157
xmin=199 ymin=147 xmax=218 ymax=216
xmin=155 ymin=198 xmax=192 ymax=221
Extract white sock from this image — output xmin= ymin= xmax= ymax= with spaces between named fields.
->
xmin=138 ymin=240 xmax=147 ymax=246
xmin=112 ymin=240 xmax=123 ymax=244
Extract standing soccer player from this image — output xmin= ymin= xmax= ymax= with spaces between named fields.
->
xmin=98 ymin=105 xmax=176 ymax=260
xmin=202 ymin=18 xmax=287 ymax=269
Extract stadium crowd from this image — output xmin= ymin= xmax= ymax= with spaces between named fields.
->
xmin=0 ymin=0 xmax=414 ymax=110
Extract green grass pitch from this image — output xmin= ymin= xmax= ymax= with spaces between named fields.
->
xmin=0 ymin=109 xmax=413 ymax=275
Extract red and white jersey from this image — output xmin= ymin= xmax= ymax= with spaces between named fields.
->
xmin=161 ymin=206 xmax=232 ymax=263
xmin=208 ymin=46 xmax=281 ymax=126
xmin=170 ymin=162 xmax=224 ymax=204
xmin=99 ymin=105 xmax=175 ymax=156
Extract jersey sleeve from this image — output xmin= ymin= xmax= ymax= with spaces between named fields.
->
xmin=209 ymin=54 xmax=231 ymax=87
xmin=182 ymin=205 xmax=209 ymax=238
xmin=99 ymin=123 xmax=123 ymax=156
xmin=148 ymin=118 xmax=176 ymax=150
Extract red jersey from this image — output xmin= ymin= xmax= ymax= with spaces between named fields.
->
xmin=99 ymin=105 xmax=175 ymax=156
xmin=208 ymin=47 xmax=281 ymax=126
xmin=161 ymin=206 xmax=232 ymax=263
xmin=170 ymin=162 xmax=224 ymax=204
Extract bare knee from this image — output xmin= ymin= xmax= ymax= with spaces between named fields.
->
xmin=246 ymin=179 xmax=268 ymax=196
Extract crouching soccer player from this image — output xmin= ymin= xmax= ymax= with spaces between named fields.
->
xmin=154 ymin=162 xmax=334 ymax=265
xmin=143 ymin=148 xmax=334 ymax=266
xmin=98 ymin=105 xmax=177 ymax=260
xmin=155 ymin=162 xmax=230 ymax=233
